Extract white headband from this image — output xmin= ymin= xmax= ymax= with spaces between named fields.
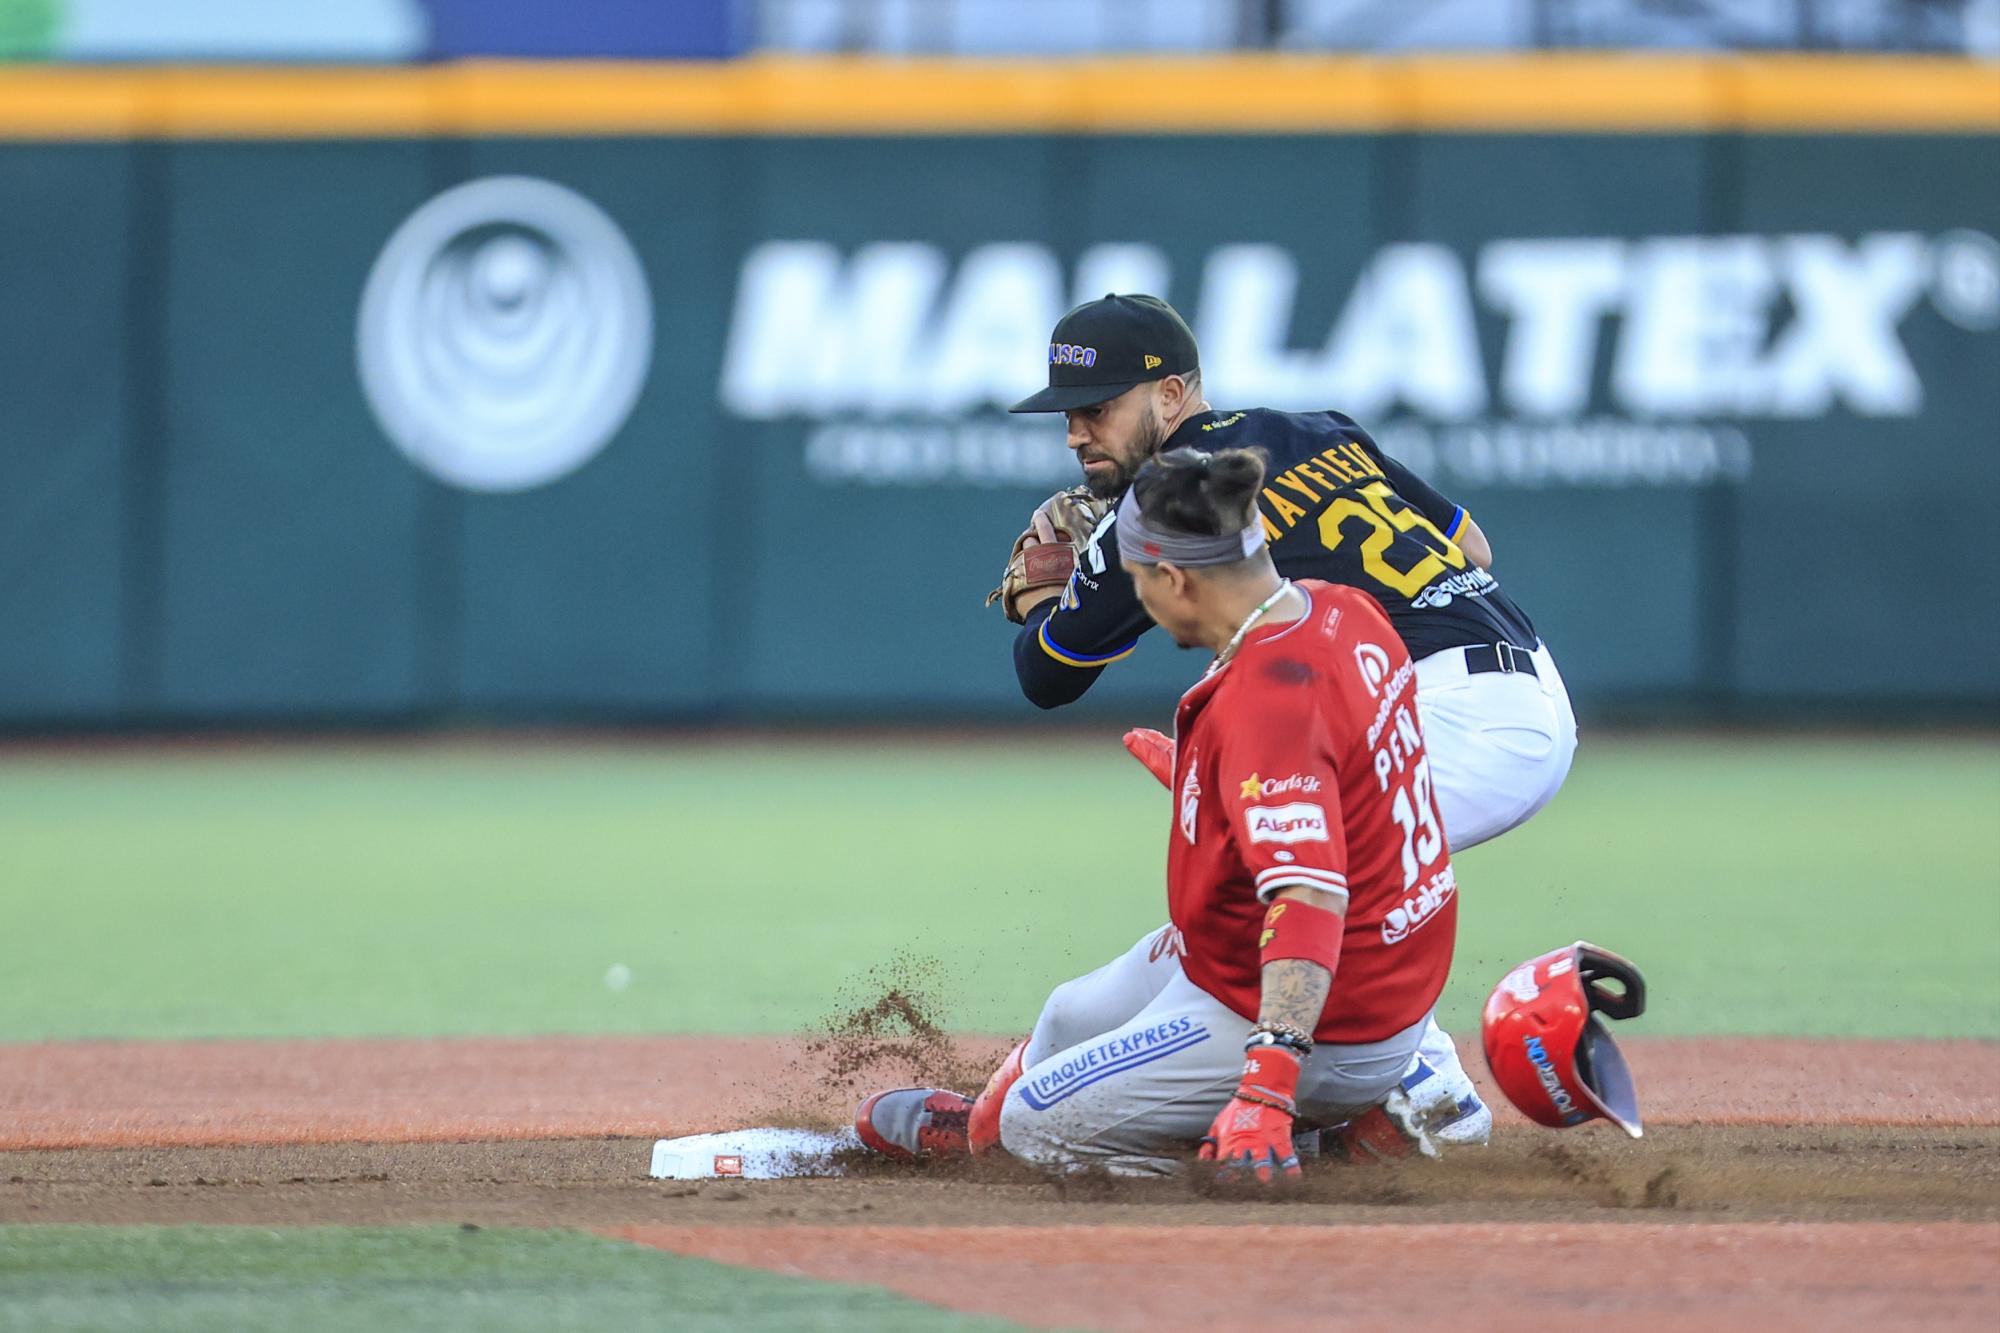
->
xmin=1115 ymin=488 xmax=1266 ymax=567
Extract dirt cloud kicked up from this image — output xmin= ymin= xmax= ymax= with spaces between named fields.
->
xmin=749 ymin=953 xmax=1017 ymax=1134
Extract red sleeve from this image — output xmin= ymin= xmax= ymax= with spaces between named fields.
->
xmin=1213 ymin=670 xmax=1350 ymax=907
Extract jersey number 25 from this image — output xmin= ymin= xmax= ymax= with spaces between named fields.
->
xmin=1317 ymin=482 xmax=1467 ymax=598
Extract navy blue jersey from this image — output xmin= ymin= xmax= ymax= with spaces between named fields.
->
xmin=1014 ymin=408 xmax=1538 ymax=708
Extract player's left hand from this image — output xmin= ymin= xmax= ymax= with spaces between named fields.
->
xmin=985 ymin=487 xmax=1111 ymax=623
xmin=1199 ymin=1047 xmax=1304 ymax=1185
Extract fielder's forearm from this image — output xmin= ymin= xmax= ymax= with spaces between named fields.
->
xmin=1012 ymin=602 xmax=1104 ymax=709
xmin=1456 ymin=515 xmax=1493 ymax=570
xmin=1013 ymin=584 xmax=1062 ymax=619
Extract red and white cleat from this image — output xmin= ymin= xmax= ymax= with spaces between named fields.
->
xmin=1324 ymin=1088 xmax=1442 ymax=1164
xmin=853 ymin=1088 xmax=974 ymax=1161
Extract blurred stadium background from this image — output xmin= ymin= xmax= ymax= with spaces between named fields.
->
xmin=0 ymin=9 xmax=1995 ymax=1325
xmin=0 ymin=1 xmax=1995 ymax=1046
xmin=1 ymin=1 xmax=1995 ymax=734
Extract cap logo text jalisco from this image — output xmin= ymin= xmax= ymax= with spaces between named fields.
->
xmin=1049 ymin=342 xmax=1098 ymax=367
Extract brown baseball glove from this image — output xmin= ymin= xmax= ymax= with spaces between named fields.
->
xmin=985 ymin=486 xmax=1113 ymax=623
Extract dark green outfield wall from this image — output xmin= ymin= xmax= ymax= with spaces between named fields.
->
xmin=2 ymin=131 xmax=1995 ymax=727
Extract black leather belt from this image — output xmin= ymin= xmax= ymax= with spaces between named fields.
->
xmin=1465 ymin=643 xmax=1538 ymax=678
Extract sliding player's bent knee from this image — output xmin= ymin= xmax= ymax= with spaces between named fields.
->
xmin=1025 ymin=976 xmax=1105 ymax=1067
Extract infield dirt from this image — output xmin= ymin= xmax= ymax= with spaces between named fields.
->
xmin=2 ymin=1033 xmax=1997 ymax=1330
xmin=4 ymin=1125 xmax=1996 ymax=1229
xmin=5 ymin=1033 xmax=1996 ymax=1150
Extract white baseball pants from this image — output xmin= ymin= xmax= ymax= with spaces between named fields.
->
xmin=1000 ymin=926 xmax=1428 ymax=1176
xmin=1414 ymin=639 xmax=1578 ymax=853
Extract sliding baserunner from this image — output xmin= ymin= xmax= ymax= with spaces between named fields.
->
xmin=859 ymin=448 xmax=1460 ymax=1176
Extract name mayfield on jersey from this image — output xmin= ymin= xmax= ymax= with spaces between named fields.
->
xmin=1018 ymin=408 xmax=1537 ymax=707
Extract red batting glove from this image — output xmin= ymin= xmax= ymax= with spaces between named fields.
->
xmin=1121 ymin=728 xmax=1174 ymax=789
xmin=1199 ymin=1045 xmax=1303 ymax=1184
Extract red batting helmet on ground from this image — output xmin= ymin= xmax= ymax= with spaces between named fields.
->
xmin=1480 ymin=941 xmax=1647 ymax=1138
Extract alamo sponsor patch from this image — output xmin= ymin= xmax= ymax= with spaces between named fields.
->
xmin=1244 ymin=801 xmax=1330 ymax=846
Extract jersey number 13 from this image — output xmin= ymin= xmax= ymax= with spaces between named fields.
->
xmin=1389 ymin=757 xmax=1446 ymax=890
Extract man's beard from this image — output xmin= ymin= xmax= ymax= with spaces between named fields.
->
xmin=1080 ymin=402 xmax=1167 ymax=498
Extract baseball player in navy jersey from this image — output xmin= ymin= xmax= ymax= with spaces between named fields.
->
xmin=985 ymin=294 xmax=1580 ymax=1148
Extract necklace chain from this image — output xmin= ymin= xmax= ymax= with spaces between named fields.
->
xmin=1212 ymin=579 xmax=1295 ymax=672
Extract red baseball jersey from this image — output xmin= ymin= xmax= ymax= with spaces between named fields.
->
xmin=1166 ymin=579 xmax=1457 ymax=1044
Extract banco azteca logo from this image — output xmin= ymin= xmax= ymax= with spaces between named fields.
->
xmin=357 ymin=176 xmax=654 ymax=493
xmin=1353 ymin=642 xmax=1393 ymax=697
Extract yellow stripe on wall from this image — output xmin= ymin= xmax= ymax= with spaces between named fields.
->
xmin=0 ymin=55 xmax=1992 ymax=140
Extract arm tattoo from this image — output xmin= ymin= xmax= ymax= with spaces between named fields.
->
xmin=1259 ymin=958 xmax=1332 ymax=1036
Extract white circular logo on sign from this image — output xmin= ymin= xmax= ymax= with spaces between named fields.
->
xmin=357 ymin=176 xmax=653 ymax=492
xmin=1930 ymin=229 xmax=2000 ymax=332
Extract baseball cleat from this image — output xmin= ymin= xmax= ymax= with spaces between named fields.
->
xmin=1324 ymin=1088 xmax=1441 ymax=1164
xmin=853 ymin=1087 xmax=974 ymax=1161
xmin=968 ymin=1038 xmax=1029 ymax=1155
xmin=1400 ymin=1053 xmax=1493 ymax=1148
xmin=1432 ymin=1092 xmax=1495 ymax=1147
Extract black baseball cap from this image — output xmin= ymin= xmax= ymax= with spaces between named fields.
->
xmin=1009 ymin=293 xmax=1200 ymax=413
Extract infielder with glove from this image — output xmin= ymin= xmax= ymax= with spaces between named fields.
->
xmin=988 ymin=294 xmax=1579 ymax=1147
xmin=859 ymin=449 xmax=1460 ymax=1177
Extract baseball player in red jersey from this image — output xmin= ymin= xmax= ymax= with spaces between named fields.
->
xmin=857 ymin=447 xmax=1457 ymax=1176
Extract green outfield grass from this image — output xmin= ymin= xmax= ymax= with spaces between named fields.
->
xmin=0 ymin=1225 xmax=1019 ymax=1332
xmin=3 ymin=735 xmax=1995 ymax=1042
